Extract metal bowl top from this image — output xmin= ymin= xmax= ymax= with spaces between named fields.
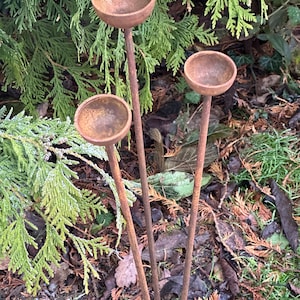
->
xmin=92 ymin=0 xmax=156 ymax=28
xmin=74 ymin=94 xmax=132 ymax=146
xmin=184 ymin=51 xmax=237 ymax=96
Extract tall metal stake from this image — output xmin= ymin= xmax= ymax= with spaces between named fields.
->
xmin=180 ymin=51 xmax=237 ymax=300
xmin=106 ymin=144 xmax=151 ymax=300
xmin=90 ymin=0 xmax=160 ymax=296
xmin=74 ymin=94 xmax=151 ymax=300
xmin=180 ymin=95 xmax=212 ymax=300
xmin=124 ymin=28 xmax=160 ymax=300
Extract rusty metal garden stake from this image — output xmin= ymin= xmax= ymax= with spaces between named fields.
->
xmin=180 ymin=95 xmax=212 ymax=300
xmin=91 ymin=1 xmax=160 ymax=299
xmin=124 ymin=27 xmax=160 ymax=300
xmin=105 ymin=143 xmax=150 ymax=300
xmin=181 ymin=51 xmax=237 ymax=300
xmin=74 ymin=94 xmax=150 ymax=300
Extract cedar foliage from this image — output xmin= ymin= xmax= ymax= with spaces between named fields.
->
xmin=0 ymin=107 xmax=136 ymax=295
xmin=204 ymin=0 xmax=268 ymax=38
xmin=0 ymin=0 xmax=268 ymax=118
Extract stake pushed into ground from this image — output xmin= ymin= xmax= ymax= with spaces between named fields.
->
xmin=181 ymin=51 xmax=237 ymax=300
xmin=91 ymin=1 xmax=160 ymax=299
xmin=74 ymin=94 xmax=150 ymax=300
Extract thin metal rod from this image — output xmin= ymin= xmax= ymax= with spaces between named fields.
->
xmin=105 ymin=144 xmax=150 ymax=300
xmin=180 ymin=95 xmax=212 ymax=300
xmin=124 ymin=28 xmax=161 ymax=300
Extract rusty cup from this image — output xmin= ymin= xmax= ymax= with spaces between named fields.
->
xmin=92 ymin=0 xmax=156 ymax=28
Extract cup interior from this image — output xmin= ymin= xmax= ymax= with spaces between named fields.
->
xmin=184 ymin=51 xmax=237 ymax=96
xmin=75 ymin=95 xmax=131 ymax=146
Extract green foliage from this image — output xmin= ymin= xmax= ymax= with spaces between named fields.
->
xmin=227 ymin=50 xmax=254 ymax=67
xmin=175 ymin=76 xmax=190 ymax=93
xmin=175 ymin=77 xmax=201 ymax=104
xmin=204 ymin=0 xmax=268 ymax=38
xmin=240 ymin=254 xmax=299 ymax=299
xmin=226 ymin=0 xmax=299 ymax=89
xmin=0 ymin=14 xmax=103 ymax=118
xmin=233 ymin=129 xmax=300 ymax=198
xmin=134 ymin=171 xmax=211 ymax=201
xmin=0 ymin=107 xmax=136 ymax=295
xmin=258 ymin=52 xmax=283 ymax=72
xmin=258 ymin=2 xmax=300 ymax=69
xmin=184 ymin=90 xmax=201 ymax=104
xmin=0 ymin=0 xmax=218 ymax=117
xmin=287 ymin=4 xmax=300 ymax=26
xmin=3 ymin=0 xmax=294 ymax=117
xmin=96 ymin=211 xmax=115 ymax=228
xmin=258 ymin=33 xmax=292 ymax=64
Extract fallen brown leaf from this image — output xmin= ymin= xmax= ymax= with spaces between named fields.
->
xmin=253 ymin=200 xmax=273 ymax=222
xmin=256 ymin=74 xmax=281 ymax=94
xmin=115 ymin=245 xmax=143 ymax=288
xmin=49 ymin=262 xmax=73 ymax=292
xmin=215 ymin=219 xmax=246 ymax=252
xmin=219 ymin=257 xmax=240 ymax=296
xmin=289 ymin=108 xmax=300 ymax=129
xmin=160 ymin=275 xmax=208 ymax=299
xmin=142 ymin=229 xmax=187 ymax=262
xmin=289 ymin=282 xmax=300 ymax=296
xmin=270 ymin=180 xmax=299 ymax=252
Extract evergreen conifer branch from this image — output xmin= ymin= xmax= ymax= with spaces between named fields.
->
xmin=0 ymin=0 xmax=221 ymax=116
xmin=204 ymin=0 xmax=268 ymax=39
xmin=0 ymin=110 xmax=133 ymax=295
xmin=0 ymin=28 xmax=27 ymax=90
xmin=69 ymin=150 xmax=136 ymax=241
xmin=76 ymin=189 xmax=108 ymax=221
xmin=260 ymin=0 xmax=269 ymax=23
xmin=29 ymin=223 xmax=67 ymax=294
xmin=1 ymin=13 xmax=104 ymax=118
xmin=45 ymin=0 xmax=73 ymax=33
xmin=69 ymin=233 xmax=109 ymax=294
xmin=0 ymin=217 xmax=38 ymax=291
xmin=4 ymin=0 xmax=41 ymax=32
